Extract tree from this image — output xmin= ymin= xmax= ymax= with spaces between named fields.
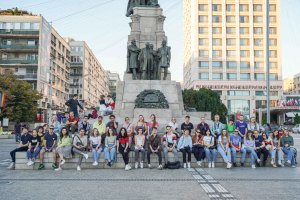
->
xmin=14 ymin=7 xmax=18 ymax=15
xmin=3 ymin=10 xmax=7 ymax=14
xmin=20 ymin=11 xmax=23 ymax=16
xmin=29 ymin=12 xmax=32 ymax=16
xmin=10 ymin=10 xmax=14 ymax=15
xmin=0 ymin=71 xmax=43 ymax=122
xmin=262 ymin=115 xmax=267 ymax=125
xmin=182 ymin=88 xmax=228 ymax=123
xmin=295 ymin=113 xmax=300 ymax=125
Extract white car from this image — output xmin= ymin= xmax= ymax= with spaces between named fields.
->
xmin=292 ymin=124 xmax=300 ymax=133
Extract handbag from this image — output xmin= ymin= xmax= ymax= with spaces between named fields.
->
xmin=209 ymin=137 xmax=216 ymax=150
xmin=265 ymin=144 xmax=276 ymax=151
xmin=74 ymin=135 xmax=85 ymax=152
xmin=166 ymin=134 xmax=174 ymax=148
xmin=167 ymin=161 xmax=181 ymax=169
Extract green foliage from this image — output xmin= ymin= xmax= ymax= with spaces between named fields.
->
xmin=0 ymin=70 xmax=43 ymax=122
xmin=14 ymin=7 xmax=18 ymax=15
xmin=29 ymin=12 xmax=32 ymax=16
xmin=295 ymin=113 xmax=300 ymax=125
xmin=182 ymin=88 xmax=228 ymax=123
xmin=10 ymin=10 xmax=14 ymax=15
xmin=4 ymin=10 xmax=7 ymax=14
xmin=262 ymin=115 xmax=267 ymax=125
xmin=20 ymin=11 xmax=23 ymax=16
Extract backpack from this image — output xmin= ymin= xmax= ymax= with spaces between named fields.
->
xmin=167 ymin=161 xmax=181 ymax=169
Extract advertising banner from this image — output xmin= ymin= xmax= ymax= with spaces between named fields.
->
xmin=40 ymin=17 xmax=51 ymax=83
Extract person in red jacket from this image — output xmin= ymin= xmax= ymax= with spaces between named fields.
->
xmin=197 ymin=117 xmax=210 ymax=136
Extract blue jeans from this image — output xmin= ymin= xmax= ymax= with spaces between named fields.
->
xmin=268 ymin=149 xmax=277 ymax=160
xmin=217 ymin=145 xmax=231 ymax=162
xmin=231 ymin=147 xmax=246 ymax=163
xmin=70 ymin=110 xmax=79 ymax=118
xmin=92 ymin=147 xmax=102 ymax=161
xmin=282 ymin=147 xmax=295 ymax=166
xmin=15 ymin=133 xmax=21 ymax=142
xmin=204 ymin=147 xmax=217 ymax=162
xmin=104 ymin=144 xmax=117 ymax=162
xmin=245 ymin=147 xmax=259 ymax=165
xmin=27 ymin=146 xmax=41 ymax=159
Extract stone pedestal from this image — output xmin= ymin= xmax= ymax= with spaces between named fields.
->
xmin=123 ymin=70 xmax=171 ymax=81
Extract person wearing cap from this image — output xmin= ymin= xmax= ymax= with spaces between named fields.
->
xmin=224 ymin=119 xmax=236 ymax=135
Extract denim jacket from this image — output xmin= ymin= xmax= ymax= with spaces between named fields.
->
xmin=177 ymin=135 xmax=193 ymax=151
xmin=210 ymin=121 xmax=223 ymax=136
xmin=78 ymin=122 xmax=91 ymax=133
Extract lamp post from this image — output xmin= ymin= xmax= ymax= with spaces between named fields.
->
xmin=266 ymin=0 xmax=270 ymax=124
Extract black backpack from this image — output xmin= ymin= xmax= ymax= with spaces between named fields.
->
xmin=167 ymin=161 xmax=181 ymax=169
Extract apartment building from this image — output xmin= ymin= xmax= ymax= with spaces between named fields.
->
xmin=283 ymin=73 xmax=300 ymax=95
xmin=64 ymin=38 xmax=110 ymax=109
xmin=183 ymin=0 xmax=283 ymax=122
xmin=105 ymin=70 xmax=120 ymax=94
xmin=0 ymin=13 xmax=71 ymax=116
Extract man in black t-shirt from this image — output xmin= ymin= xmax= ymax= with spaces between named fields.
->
xmin=14 ymin=120 xmax=22 ymax=143
xmin=106 ymin=115 xmax=118 ymax=134
xmin=181 ymin=116 xmax=194 ymax=136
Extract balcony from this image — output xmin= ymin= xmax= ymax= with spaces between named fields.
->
xmin=0 ymin=30 xmax=39 ymax=37
xmin=15 ymin=75 xmax=37 ymax=79
xmin=71 ymin=63 xmax=83 ymax=66
xmin=0 ymin=44 xmax=39 ymax=52
xmin=0 ymin=60 xmax=38 ymax=64
xmin=70 ymin=84 xmax=82 ymax=87
xmin=70 ymin=73 xmax=82 ymax=76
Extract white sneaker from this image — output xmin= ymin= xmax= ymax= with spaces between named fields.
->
xmin=158 ymin=165 xmax=163 ymax=170
xmin=291 ymin=165 xmax=296 ymax=168
xmin=61 ymin=159 xmax=65 ymax=165
xmin=92 ymin=161 xmax=97 ymax=166
xmin=208 ymin=162 xmax=212 ymax=168
xmin=84 ymin=154 xmax=88 ymax=159
xmin=27 ymin=161 xmax=31 ymax=166
xmin=77 ymin=166 xmax=81 ymax=171
xmin=55 ymin=167 xmax=62 ymax=171
xmin=212 ymin=162 xmax=215 ymax=168
xmin=128 ymin=165 xmax=131 ymax=170
xmin=140 ymin=162 xmax=143 ymax=169
xmin=187 ymin=163 xmax=191 ymax=168
xmin=125 ymin=165 xmax=129 ymax=171
xmin=271 ymin=160 xmax=274 ymax=165
xmin=227 ymin=163 xmax=232 ymax=169
xmin=183 ymin=163 xmax=187 ymax=168
xmin=286 ymin=160 xmax=291 ymax=164
xmin=148 ymin=164 xmax=152 ymax=169
xmin=197 ymin=161 xmax=201 ymax=166
xmin=278 ymin=160 xmax=282 ymax=165
xmin=252 ymin=165 xmax=256 ymax=169
xmin=7 ymin=162 xmax=15 ymax=169
xmin=28 ymin=161 xmax=34 ymax=166
xmin=257 ymin=159 xmax=261 ymax=163
xmin=135 ymin=162 xmax=138 ymax=169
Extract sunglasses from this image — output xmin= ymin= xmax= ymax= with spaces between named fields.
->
xmin=50 ymin=128 xmax=54 ymax=130
xmin=234 ymin=131 xmax=239 ymax=132
xmin=197 ymin=132 xmax=201 ymax=133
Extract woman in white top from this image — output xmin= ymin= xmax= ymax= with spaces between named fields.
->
xmin=217 ymin=129 xmax=232 ymax=169
xmin=134 ymin=128 xmax=146 ymax=169
xmin=269 ymin=130 xmax=284 ymax=167
xmin=168 ymin=117 xmax=179 ymax=138
xmin=262 ymin=132 xmax=277 ymax=168
xmin=123 ymin=117 xmax=134 ymax=149
xmin=89 ymin=128 xmax=102 ymax=166
xmin=247 ymin=117 xmax=260 ymax=132
xmin=203 ymin=129 xmax=217 ymax=168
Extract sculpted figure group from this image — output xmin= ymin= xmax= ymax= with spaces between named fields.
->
xmin=126 ymin=0 xmax=160 ymax=17
xmin=126 ymin=40 xmax=171 ymax=80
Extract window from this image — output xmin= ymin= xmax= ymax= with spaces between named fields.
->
xmin=240 ymin=50 xmax=250 ymax=57
xmin=199 ymin=27 xmax=208 ymax=34
xmin=254 ymin=27 xmax=263 ymax=34
xmin=227 ymin=62 xmax=236 ymax=69
xmin=199 ymin=38 xmax=209 ymax=46
xmin=199 ymin=73 xmax=209 ymax=80
xmin=212 ymin=27 xmax=222 ymax=34
xmin=240 ymin=62 xmax=250 ymax=69
xmin=239 ymin=5 xmax=249 ymax=11
xmin=227 ymin=5 xmax=235 ymax=12
xmin=199 ymin=61 xmax=209 ymax=69
xmin=14 ymin=23 xmax=21 ymax=29
xmin=227 ymin=50 xmax=236 ymax=57
xmin=269 ymin=39 xmax=277 ymax=46
xmin=269 ymin=27 xmax=277 ymax=34
xmin=71 ymin=56 xmax=84 ymax=62
xmin=255 ymin=62 xmax=264 ymax=69
xmin=3 ymin=39 xmax=11 ymax=45
xmin=255 ymin=50 xmax=263 ymax=58
xmin=269 ymin=5 xmax=276 ymax=12
xmin=254 ymin=16 xmax=263 ymax=23
xmin=227 ymin=16 xmax=235 ymax=23
xmin=269 ymin=50 xmax=277 ymax=58
xmin=240 ymin=16 xmax=249 ymax=23
xmin=62 ymin=45 xmax=65 ymax=52
xmin=199 ymin=4 xmax=208 ymax=11
xmin=212 ymin=39 xmax=222 ymax=46
xmin=256 ymin=100 xmax=278 ymax=109
xmin=269 ymin=62 xmax=277 ymax=69
xmin=228 ymin=100 xmax=250 ymax=122
xmin=240 ymin=73 xmax=250 ymax=81
xmin=212 ymin=50 xmax=222 ymax=57
xmin=71 ymin=47 xmax=84 ymax=52
xmin=212 ymin=4 xmax=221 ymax=11
xmin=59 ymin=42 xmax=61 ymax=49
xmin=254 ymin=5 xmax=263 ymax=11
xmin=212 ymin=73 xmax=223 ymax=80
xmin=199 ymin=50 xmax=209 ymax=57
xmin=226 ymin=27 xmax=236 ymax=34
xmin=227 ymin=73 xmax=237 ymax=81
xmin=15 ymin=53 xmax=19 ymax=58
xmin=26 ymin=54 xmax=38 ymax=60
xmin=227 ymin=38 xmax=236 ymax=46
xmin=240 ymin=39 xmax=249 ymax=46
xmin=21 ymin=23 xmax=30 ymax=29
xmin=228 ymin=91 xmax=250 ymax=96
xmin=269 ymin=16 xmax=276 ymax=23
xmin=199 ymin=16 xmax=208 ymax=23
xmin=255 ymin=73 xmax=265 ymax=81
xmin=255 ymin=39 xmax=263 ymax=46
xmin=26 ymin=68 xmax=37 ymax=75
xmin=240 ymin=27 xmax=249 ymax=34
xmin=28 ymin=40 xmax=36 ymax=46
xmin=212 ymin=16 xmax=221 ymax=23
xmin=269 ymin=73 xmax=278 ymax=81
xmin=255 ymin=91 xmax=278 ymax=96
xmin=212 ymin=62 xmax=222 ymax=69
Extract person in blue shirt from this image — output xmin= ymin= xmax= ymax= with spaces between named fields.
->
xmin=217 ymin=129 xmax=232 ymax=169
xmin=177 ymin=129 xmax=193 ymax=168
xmin=235 ymin=115 xmax=248 ymax=141
xmin=210 ymin=115 xmax=223 ymax=138
xmin=230 ymin=128 xmax=246 ymax=167
xmin=254 ymin=130 xmax=268 ymax=167
xmin=60 ymin=112 xmax=70 ymax=127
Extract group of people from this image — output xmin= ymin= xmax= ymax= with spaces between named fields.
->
xmin=8 ymin=113 xmax=297 ymax=171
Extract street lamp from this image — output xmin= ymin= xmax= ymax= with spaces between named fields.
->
xmin=266 ymin=0 xmax=270 ymax=124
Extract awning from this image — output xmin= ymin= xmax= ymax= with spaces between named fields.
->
xmin=286 ymin=113 xmax=295 ymax=118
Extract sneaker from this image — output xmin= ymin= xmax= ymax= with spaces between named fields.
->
xmin=212 ymin=162 xmax=215 ymax=168
xmin=233 ymin=163 xmax=237 ymax=167
xmin=128 ymin=165 xmax=131 ymax=170
xmin=148 ymin=164 xmax=152 ymax=169
xmin=92 ymin=161 xmax=97 ymax=166
xmin=271 ymin=160 xmax=274 ymax=165
xmin=7 ymin=162 xmax=15 ymax=169
xmin=38 ymin=164 xmax=44 ymax=170
xmin=77 ymin=166 xmax=81 ymax=171
xmin=257 ymin=159 xmax=261 ymax=163
xmin=208 ymin=162 xmax=212 ymax=168
xmin=252 ymin=165 xmax=256 ymax=169
xmin=28 ymin=161 xmax=34 ymax=166
xmin=84 ymin=154 xmax=88 ymax=159
xmin=140 ymin=162 xmax=143 ymax=169
xmin=95 ymin=161 xmax=99 ymax=166
xmin=55 ymin=167 xmax=62 ymax=171
xmin=110 ymin=161 xmax=114 ymax=166
xmin=61 ymin=160 xmax=65 ymax=165
xmin=163 ymin=164 xmax=168 ymax=169
xmin=158 ymin=165 xmax=163 ymax=170
xmin=52 ymin=163 xmax=57 ymax=168
xmin=197 ymin=161 xmax=201 ymax=166
xmin=286 ymin=160 xmax=291 ymax=164
xmin=227 ymin=163 xmax=232 ymax=169
xmin=107 ymin=161 xmax=111 ymax=167
xmin=273 ymin=164 xmax=277 ymax=168
xmin=262 ymin=161 xmax=266 ymax=167
xmin=187 ymin=163 xmax=191 ymax=168
xmin=183 ymin=163 xmax=186 ymax=168
xmin=125 ymin=165 xmax=129 ymax=171
xmin=280 ymin=163 xmax=285 ymax=167
xmin=255 ymin=162 xmax=261 ymax=167
xmin=291 ymin=165 xmax=296 ymax=168
xmin=241 ymin=163 xmax=244 ymax=167
xmin=278 ymin=160 xmax=282 ymax=165
xmin=135 ymin=162 xmax=138 ymax=169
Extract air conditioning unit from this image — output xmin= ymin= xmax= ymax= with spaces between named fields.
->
xmin=6 ymin=29 xmax=11 ymax=33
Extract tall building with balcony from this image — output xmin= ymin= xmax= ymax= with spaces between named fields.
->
xmin=64 ymin=38 xmax=110 ymax=109
xmin=283 ymin=73 xmax=300 ymax=95
xmin=105 ymin=71 xmax=120 ymax=94
xmin=0 ymin=12 xmax=71 ymax=116
xmin=183 ymin=0 xmax=283 ymax=122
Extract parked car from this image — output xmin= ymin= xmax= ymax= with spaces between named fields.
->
xmin=292 ymin=124 xmax=300 ymax=133
xmin=284 ymin=120 xmax=294 ymax=125
xmin=279 ymin=125 xmax=289 ymax=131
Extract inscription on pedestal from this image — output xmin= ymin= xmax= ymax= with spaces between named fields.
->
xmin=135 ymin=89 xmax=169 ymax=108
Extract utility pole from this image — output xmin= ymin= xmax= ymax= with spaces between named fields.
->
xmin=266 ymin=0 xmax=270 ymax=124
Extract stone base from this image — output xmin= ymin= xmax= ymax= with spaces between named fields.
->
xmin=123 ymin=70 xmax=171 ymax=81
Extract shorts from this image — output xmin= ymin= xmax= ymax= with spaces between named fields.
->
xmin=42 ymin=147 xmax=56 ymax=152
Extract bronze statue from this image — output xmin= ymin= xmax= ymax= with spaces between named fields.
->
xmin=126 ymin=39 xmax=141 ymax=80
xmin=126 ymin=0 xmax=159 ymax=17
xmin=157 ymin=40 xmax=171 ymax=80
xmin=138 ymin=42 xmax=153 ymax=80
xmin=150 ymin=44 xmax=158 ymax=80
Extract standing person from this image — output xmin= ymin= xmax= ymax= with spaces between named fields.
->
xmin=269 ymin=130 xmax=284 ymax=167
xmin=197 ymin=117 xmax=210 ymax=136
xmin=89 ymin=128 xmax=102 ymax=166
xmin=123 ymin=117 xmax=134 ymax=149
xmin=8 ymin=127 xmax=31 ymax=169
xmin=65 ymin=111 xmax=79 ymax=136
xmin=27 ymin=129 xmax=41 ymax=166
xmin=247 ymin=117 xmax=259 ymax=132
xmin=177 ymin=130 xmax=193 ymax=168
xmin=210 ymin=115 xmax=223 ymax=138
xmin=14 ymin=120 xmax=22 ymax=143
xmin=93 ymin=116 xmax=106 ymax=145
xmin=51 ymin=116 xmax=62 ymax=134
xmin=43 ymin=124 xmax=49 ymax=135
xmin=235 ymin=115 xmax=248 ymax=142
xmin=147 ymin=127 xmax=163 ymax=169
xmin=163 ymin=126 xmax=179 ymax=169
xmin=147 ymin=114 xmax=159 ymax=139
xmin=244 ymin=130 xmax=261 ymax=169
xmin=134 ymin=128 xmax=146 ymax=169
xmin=117 ymin=128 xmax=131 ymax=171
xmin=38 ymin=125 xmax=58 ymax=170
xmin=264 ymin=123 xmax=273 ymax=137
xmin=280 ymin=130 xmax=296 ymax=168
xmin=224 ymin=119 xmax=236 ymax=135
xmin=192 ymin=130 xmax=205 ymax=166
xmin=230 ymin=128 xmax=246 ymax=167
xmin=262 ymin=132 xmax=277 ymax=168
xmin=37 ymin=126 xmax=45 ymax=148
xmin=60 ymin=112 xmax=70 ymax=127
xmin=99 ymin=95 xmax=106 ymax=117
xmin=168 ymin=117 xmax=179 ymax=138
xmin=65 ymin=94 xmax=83 ymax=118
xmin=104 ymin=128 xmax=117 ymax=167
xmin=55 ymin=127 xmax=72 ymax=171
xmin=217 ymin=129 xmax=232 ymax=169
xmin=254 ymin=130 xmax=268 ymax=167
xmin=133 ymin=115 xmax=147 ymax=137
xmin=106 ymin=115 xmax=118 ymax=134
xmin=181 ymin=116 xmax=194 ymax=136
xmin=72 ymin=128 xmax=89 ymax=171
xmin=203 ymin=129 xmax=217 ymax=168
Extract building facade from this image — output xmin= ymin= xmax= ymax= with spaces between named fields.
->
xmin=105 ymin=70 xmax=120 ymax=94
xmin=283 ymin=73 xmax=300 ymax=95
xmin=183 ymin=0 xmax=283 ymax=122
xmin=65 ymin=38 xmax=110 ymax=109
xmin=0 ymin=13 xmax=71 ymax=117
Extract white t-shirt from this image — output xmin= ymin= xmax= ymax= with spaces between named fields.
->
xmin=168 ymin=122 xmax=178 ymax=134
xmin=203 ymin=136 xmax=213 ymax=145
xmin=163 ymin=133 xmax=177 ymax=145
xmin=89 ymin=136 xmax=101 ymax=145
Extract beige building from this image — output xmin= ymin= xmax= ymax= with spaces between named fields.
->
xmin=283 ymin=73 xmax=300 ymax=95
xmin=0 ymin=12 xmax=71 ymax=118
xmin=64 ymin=38 xmax=110 ymax=109
xmin=183 ymin=0 xmax=283 ymax=122
xmin=105 ymin=70 xmax=121 ymax=94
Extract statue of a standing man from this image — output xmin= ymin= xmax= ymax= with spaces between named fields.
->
xmin=126 ymin=0 xmax=140 ymax=17
xmin=150 ymin=44 xmax=158 ymax=80
xmin=126 ymin=39 xmax=141 ymax=80
xmin=138 ymin=42 xmax=153 ymax=80
xmin=157 ymin=40 xmax=171 ymax=80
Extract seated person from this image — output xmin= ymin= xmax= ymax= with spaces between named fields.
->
xmin=73 ymin=128 xmax=89 ymax=171
xmin=163 ymin=126 xmax=178 ymax=169
xmin=27 ymin=129 xmax=41 ymax=166
xmin=65 ymin=111 xmax=78 ymax=135
xmin=60 ymin=112 xmax=70 ymax=127
xmin=177 ymin=129 xmax=193 ymax=168
xmin=147 ymin=127 xmax=162 ymax=170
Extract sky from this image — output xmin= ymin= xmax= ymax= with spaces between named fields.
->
xmin=1 ymin=0 xmax=300 ymax=81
